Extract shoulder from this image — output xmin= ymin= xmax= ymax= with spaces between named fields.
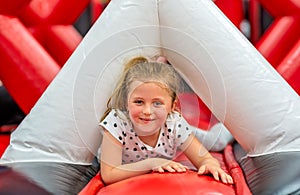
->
xmin=166 ymin=111 xmax=183 ymax=130
xmin=166 ymin=111 xmax=191 ymax=132
xmin=166 ymin=111 xmax=185 ymax=125
xmin=167 ymin=111 xmax=182 ymax=121
xmin=99 ymin=109 xmax=132 ymax=142
xmin=100 ymin=109 xmax=129 ymax=128
xmin=165 ymin=112 xmax=193 ymax=147
xmin=103 ymin=109 xmax=127 ymax=121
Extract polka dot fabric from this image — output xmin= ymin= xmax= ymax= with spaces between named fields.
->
xmin=100 ymin=109 xmax=192 ymax=164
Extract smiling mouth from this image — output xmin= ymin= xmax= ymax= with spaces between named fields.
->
xmin=139 ymin=118 xmax=154 ymax=122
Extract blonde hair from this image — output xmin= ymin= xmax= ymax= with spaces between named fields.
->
xmin=101 ymin=56 xmax=182 ymax=121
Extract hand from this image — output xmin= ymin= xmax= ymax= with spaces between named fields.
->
xmin=151 ymin=158 xmax=188 ymax=173
xmin=156 ymin=56 xmax=169 ymax=64
xmin=198 ymin=163 xmax=233 ymax=184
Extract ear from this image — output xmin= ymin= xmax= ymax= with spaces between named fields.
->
xmin=171 ymin=97 xmax=180 ymax=113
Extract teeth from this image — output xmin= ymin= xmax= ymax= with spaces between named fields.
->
xmin=141 ymin=118 xmax=152 ymax=121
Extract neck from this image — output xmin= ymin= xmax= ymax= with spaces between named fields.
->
xmin=138 ymin=129 xmax=160 ymax=148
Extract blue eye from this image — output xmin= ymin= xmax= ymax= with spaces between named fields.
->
xmin=153 ymin=101 xmax=163 ymax=107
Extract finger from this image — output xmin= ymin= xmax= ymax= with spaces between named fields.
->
xmin=174 ymin=164 xmax=187 ymax=172
xmin=174 ymin=162 xmax=189 ymax=170
xmin=157 ymin=167 xmax=165 ymax=173
xmin=211 ymin=171 xmax=220 ymax=181
xmin=227 ymin=175 xmax=234 ymax=184
xmin=198 ymin=165 xmax=206 ymax=175
xmin=220 ymin=172 xmax=228 ymax=184
xmin=165 ymin=165 xmax=175 ymax=172
xmin=179 ymin=165 xmax=188 ymax=172
xmin=172 ymin=165 xmax=181 ymax=172
xmin=183 ymin=165 xmax=189 ymax=170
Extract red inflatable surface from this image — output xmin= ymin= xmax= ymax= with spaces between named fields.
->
xmin=0 ymin=0 xmax=86 ymax=114
xmin=0 ymin=0 xmax=31 ymax=15
xmin=0 ymin=15 xmax=60 ymax=113
xmin=177 ymin=93 xmax=218 ymax=130
xmin=97 ymin=172 xmax=234 ymax=195
xmin=254 ymin=0 xmax=300 ymax=67
xmin=0 ymin=135 xmax=10 ymax=157
xmin=277 ymin=38 xmax=300 ymax=94
xmin=79 ymin=145 xmax=251 ymax=195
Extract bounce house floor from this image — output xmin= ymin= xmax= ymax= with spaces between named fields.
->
xmin=0 ymin=130 xmax=251 ymax=194
xmin=79 ymin=145 xmax=251 ymax=195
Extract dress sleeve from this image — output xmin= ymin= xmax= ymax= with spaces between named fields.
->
xmin=168 ymin=112 xmax=193 ymax=148
xmin=99 ymin=109 xmax=126 ymax=144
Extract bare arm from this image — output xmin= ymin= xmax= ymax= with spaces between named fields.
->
xmin=180 ymin=134 xmax=233 ymax=184
xmin=100 ymin=130 xmax=187 ymax=185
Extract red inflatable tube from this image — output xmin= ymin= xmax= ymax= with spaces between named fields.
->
xmin=0 ymin=0 xmax=31 ymax=15
xmin=95 ymin=171 xmax=235 ymax=195
xmin=224 ymin=145 xmax=252 ymax=195
xmin=248 ymin=0 xmax=261 ymax=44
xmin=258 ymin=0 xmax=300 ymax=16
xmin=29 ymin=25 xmax=82 ymax=66
xmin=214 ymin=0 xmax=244 ymax=29
xmin=177 ymin=93 xmax=218 ymax=130
xmin=90 ymin=0 xmax=245 ymax=29
xmin=79 ymin=174 xmax=105 ymax=195
xmin=79 ymin=148 xmax=251 ymax=195
xmin=0 ymin=135 xmax=10 ymax=156
xmin=91 ymin=0 xmax=110 ymax=24
xmin=44 ymin=25 xmax=82 ymax=66
xmin=0 ymin=16 xmax=60 ymax=114
xmin=254 ymin=0 xmax=300 ymax=67
xmin=277 ymin=38 xmax=300 ymax=94
xmin=255 ymin=16 xmax=300 ymax=67
xmin=19 ymin=0 xmax=90 ymax=26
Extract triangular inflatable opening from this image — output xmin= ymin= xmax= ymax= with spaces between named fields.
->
xmin=2 ymin=0 xmax=300 ymax=194
xmin=2 ymin=0 xmax=300 ymax=167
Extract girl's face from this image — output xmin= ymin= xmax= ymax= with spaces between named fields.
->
xmin=127 ymin=82 xmax=174 ymax=136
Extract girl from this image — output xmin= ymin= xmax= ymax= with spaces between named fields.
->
xmin=99 ymin=56 xmax=233 ymax=185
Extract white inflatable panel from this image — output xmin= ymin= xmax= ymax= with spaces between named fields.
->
xmin=1 ymin=0 xmax=300 ymax=165
xmin=1 ymin=0 xmax=161 ymax=164
xmin=159 ymin=0 xmax=300 ymax=156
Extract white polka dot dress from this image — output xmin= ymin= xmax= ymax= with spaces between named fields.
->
xmin=100 ymin=109 xmax=192 ymax=164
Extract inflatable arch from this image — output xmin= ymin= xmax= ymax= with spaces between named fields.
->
xmin=1 ymin=0 xmax=300 ymax=194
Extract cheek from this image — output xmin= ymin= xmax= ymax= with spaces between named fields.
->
xmin=153 ymin=106 xmax=169 ymax=119
xmin=127 ymin=104 xmax=141 ymax=117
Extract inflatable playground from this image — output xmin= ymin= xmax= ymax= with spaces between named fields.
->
xmin=1 ymin=0 xmax=300 ymax=194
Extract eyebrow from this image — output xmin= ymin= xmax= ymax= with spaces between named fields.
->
xmin=131 ymin=97 xmax=166 ymax=102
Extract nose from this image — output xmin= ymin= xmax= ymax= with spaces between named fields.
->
xmin=142 ymin=104 xmax=152 ymax=115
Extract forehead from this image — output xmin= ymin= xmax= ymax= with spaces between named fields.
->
xmin=129 ymin=82 xmax=171 ymax=98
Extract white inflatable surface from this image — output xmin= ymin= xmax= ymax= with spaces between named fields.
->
xmin=1 ymin=0 xmax=300 ymax=165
